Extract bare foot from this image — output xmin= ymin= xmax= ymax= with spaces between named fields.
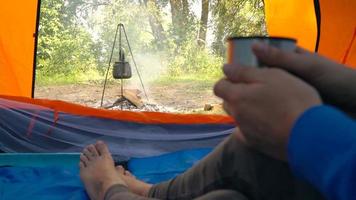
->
xmin=79 ymin=141 xmax=127 ymax=200
xmin=115 ymin=165 xmax=152 ymax=197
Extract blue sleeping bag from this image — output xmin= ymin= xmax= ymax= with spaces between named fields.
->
xmin=0 ymin=148 xmax=211 ymax=200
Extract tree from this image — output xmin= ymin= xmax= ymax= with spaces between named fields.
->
xmin=37 ymin=0 xmax=267 ymax=83
xmin=211 ymin=0 xmax=266 ymax=56
xmin=141 ymin=0 xmax=167 ymax=48
xmin=169 ymin=0 xmax=194 ymax=45
xmin=198 ymin=0 xmax=209 ymax=48
xmin=37 ymin=0 xmax=98 ymax=77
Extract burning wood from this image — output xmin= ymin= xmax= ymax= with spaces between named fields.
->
xmin=104 ymin=89 xmax=143 ymax=109
xmin=100 ymin=88 xmax=172 ymax=112
xmin=122 ymin=89 xmax=144 ymax=108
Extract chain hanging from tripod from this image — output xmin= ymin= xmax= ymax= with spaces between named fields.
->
xmin=100 ymin=23 xmax=149 ymax=108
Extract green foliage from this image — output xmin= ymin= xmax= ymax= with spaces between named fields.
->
xmin=36 ymin=0 xmax=266 ymax=86
xmin=211 ymin=0 xmax=267 ymax=56
xmin=36 ymin=68 xmax=102 ymax=86
xmin=93 ymin=0 xmax=155 ymax=64
xmin=212 ymin=0 xmax=266 ymax=36
xmin=37 ymin=0 xmax=101 ymax=84
xmin=168 ymin=39 xmax=223 ymax=79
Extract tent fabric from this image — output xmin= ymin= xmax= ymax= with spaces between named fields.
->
xmin=0 ymin=148 xmax=211 ymax=200
xmin=128 ymin=148 xmax=212 ymax=183
xmin=0 ymin=166 xmax=88 ymax=200
xmin=0 ymin=95 xmax=234 ymax=125
xmin=0 ymin=1 xmax=38 ymax=98
xmin=264 ymin=0 xmax=318 ymax=51
xmin=317 ymin=0 xmax=356 ymax=67
xmin=0 ymin=96 xmax=234 ymax=158
xmin=265 ymin=0 xmax=356 ymax=68
xmin=0 ymin=153 xmax=81 ymax=167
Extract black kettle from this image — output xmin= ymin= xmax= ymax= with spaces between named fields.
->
xmin=113 ymin=49 xmax=132 ymax=79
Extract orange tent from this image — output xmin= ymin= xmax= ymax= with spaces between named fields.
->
xmin=265 ymin=0 xmax=356 ymax=67
xmin=0 ymin=1 xmax=39 ymax=98
xmin=0 ymin=0 xmax=355 ymax=98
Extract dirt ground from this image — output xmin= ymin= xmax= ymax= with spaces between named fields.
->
xmin=35 ymin=82 xmax=225 ymax=114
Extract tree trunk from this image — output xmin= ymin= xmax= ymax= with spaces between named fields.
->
xmin=142 ymin=0 xmax=167 ymax=47
xmin=198 ymin=0 xmax=209 ymax=48
xmin=212 ymin=20 xmax=225 ymax=56
xmin=182 ymin=0 xmax=189 ymax=19
xmin=170 ymin=0 xmax=191 ymax=45
xmin=181 ymin=0 xmax=191 ymax=32
xmin=170 ymin=0 xmax=182 ymax=34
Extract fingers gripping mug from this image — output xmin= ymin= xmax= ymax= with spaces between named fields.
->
xmin=227 ymin=36 xmax=297 ymax=67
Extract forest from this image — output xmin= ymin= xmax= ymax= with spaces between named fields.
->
xmin=35 ymin=0 xmax=266 ymax=112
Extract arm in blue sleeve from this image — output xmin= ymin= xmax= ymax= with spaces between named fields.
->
xmin=288 ymin=105 xmax=356 ymax=200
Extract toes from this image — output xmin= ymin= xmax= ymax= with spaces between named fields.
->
xmin=79 ymin=161 xmax=85 ymax=169
xmin=116 ymin=165 xmax=125 ymax=174
xmin=125 ymin=170 xmax=134 ymax=178
xmin=87 ymin=144 xmax=99 ymax=157
xmin=80 ymin=153 xmax=89 ymax=165
xmin=115 ymin=165 xmax=135 ymax=178
xmin=82 ymin=148 xmax=93 ymax=160
xmin=95 ymin=140 xmax=110 ymax=156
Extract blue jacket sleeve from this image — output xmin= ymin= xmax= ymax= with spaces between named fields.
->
xmin=288 ymin=105 xmax=356 ymax=200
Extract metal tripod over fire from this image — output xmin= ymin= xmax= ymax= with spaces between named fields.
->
xmin=100 ymin=23 xmax=149 ymax=109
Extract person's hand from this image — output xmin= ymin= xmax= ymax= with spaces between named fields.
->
xmin=214 ymin=66 xmax=322 ymax=160
xmin=252 ymin=42 xmax=356 ymax=117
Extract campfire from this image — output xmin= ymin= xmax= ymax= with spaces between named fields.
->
xmin=101 ymin=89 xmax=170 ymax=112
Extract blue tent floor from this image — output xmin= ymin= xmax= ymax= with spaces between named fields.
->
xmin=0 ymin=149 xmax=211 ymax=200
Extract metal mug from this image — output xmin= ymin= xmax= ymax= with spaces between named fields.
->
xmin=227 ymin=36 xmax=297 ymax=67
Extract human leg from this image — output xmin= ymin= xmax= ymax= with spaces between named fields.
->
xmin=147 ymin=133 xmax=324 ymax=200
xmin=194 ymin=190 xmax=249 ymax=200
xmin=80 ymin=134 xmax=323 ymax=200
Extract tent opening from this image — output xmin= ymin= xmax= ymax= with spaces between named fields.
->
xmin=34 ymin=0 xmax=267 ymax=114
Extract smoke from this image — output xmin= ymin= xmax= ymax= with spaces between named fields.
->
xmin=123 ymin=51 xmax=169 ymax=99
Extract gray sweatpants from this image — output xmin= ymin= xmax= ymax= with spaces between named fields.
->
xmin=104 ymin=134 xmax=325 ymax=200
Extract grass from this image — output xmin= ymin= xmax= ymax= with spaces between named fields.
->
xmin=152 ymin=74 xmax=221 ymax=86
xmin=35 ymin=69 xmax=105 ymax=86
xmin=36 ymin=72 xmax=220 ymax=85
